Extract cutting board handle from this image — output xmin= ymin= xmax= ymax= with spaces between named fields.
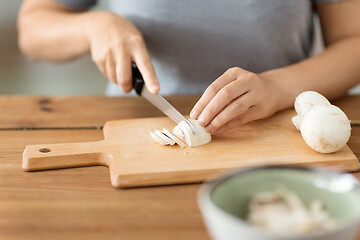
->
xmin=22 ymin=141 xmax=111 ymax=171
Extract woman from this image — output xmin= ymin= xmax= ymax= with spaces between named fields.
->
xmin=18 ymin=0 xmax=360 ymax=134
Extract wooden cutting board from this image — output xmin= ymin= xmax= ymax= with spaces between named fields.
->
xmin=22 ymin=109 xmax=359 ymax=188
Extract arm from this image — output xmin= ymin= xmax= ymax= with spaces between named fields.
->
xmin=191 ymin=0 xmax=360 ymax=134
xmin=18 ymin=0 xmax=159 ymax=93
xmin=262 ymin=0 xmax=360 ymax=107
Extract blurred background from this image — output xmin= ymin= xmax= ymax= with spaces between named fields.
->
xmin=0 ymin=0 xmax=108 ymax=95
xmin=0 ymin=1 xmax=359 ymax=95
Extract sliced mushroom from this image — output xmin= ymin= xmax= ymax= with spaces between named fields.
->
xmin=155 ymin=129 xmax=175 ymax=145
xmin=150 ymin=119 xmax=212 ymax=148
xmin=162 ymin=128 xmax=186 ymax=148
xmin=173 ymin=119 xmax=211 ymax=147
xmin=173 ymin=125 xmax=185 ymax=142
xmin=149 ymin=131 xmax=169 ymax=145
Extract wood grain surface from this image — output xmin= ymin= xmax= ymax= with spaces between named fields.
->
xmin=23 ymin=110 xmax=359 ymax=188
xmin=0 ymin=129 xmax=208 ymax=240
xmin=0 ymin=95 xmax=198 ymax=129
xmin=0 ymin=95 xmax=358 ymax=129
xmin=0 ymin=95 xmax=359 ymax=240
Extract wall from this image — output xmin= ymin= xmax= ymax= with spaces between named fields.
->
xmin=0 ymin=0 xmax=108 ymax=95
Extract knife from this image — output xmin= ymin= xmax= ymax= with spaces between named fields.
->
xmin=132 ymin=64 xmax=197 ymax=134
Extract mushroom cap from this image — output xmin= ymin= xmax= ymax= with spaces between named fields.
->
xmin=173 ymin=119 xmax=211 ymax=147
xmin=295 ymin=91 xmax=331 ymax=119
xmin=300 ymin=105 xmax=351 ymax=153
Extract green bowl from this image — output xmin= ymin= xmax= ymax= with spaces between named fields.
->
xmin=198 ymin=165 xmax=360 ymax=240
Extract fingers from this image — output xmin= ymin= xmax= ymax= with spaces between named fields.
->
xmin=190 ymin=67 xmax=244 ymax=120
xmin=105 ymin=52 xmax=117 ymax=84
xmin=205 ymin=93 xmax=255 ymax=134
xmin=132 ymin=38 xmax=160 ymax=94
xmin=93 ymin=54 xmax=108 ymax=83
xmin=213 ymin=106 xmax=260 ymax=135
xmin=103 ymin=51 xmax=133 ymax=93
xmin=115 ymin=50 xmax=132 ymax=93
xmin=91 ymin=36 xmax=159 ymax=94
xmin=196 ymin=79 xmax=249 ymax=127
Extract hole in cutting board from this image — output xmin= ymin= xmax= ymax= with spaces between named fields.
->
xmin=39 ymin=148 xmax=51 ymax=153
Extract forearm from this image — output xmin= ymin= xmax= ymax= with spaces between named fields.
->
xmin=18 ymin=1 xmax=106 ymax=62
xmin=261 ymin=37 xmax=360 ymax=111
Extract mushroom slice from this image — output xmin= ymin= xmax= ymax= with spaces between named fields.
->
xmin=173 ymin=125 xmax=186 ymax=142
xmin=173 ymin=119 xmax=211 ymax=147
xmin=162 ymin=128 xmax=186 ymax=148
xmin=155 ymin=129 xmax=175 ymax=145
xmin=149 ymin=131 xmax=169 ymax=145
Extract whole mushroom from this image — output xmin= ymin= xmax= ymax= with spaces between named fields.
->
xmin=294 ymin=91 xmax=331 ymax=119
xmin=292 ymin=91 xmax=351 ymax=153
xmin=300 ymin=105 xmax=351 ymax=153
xmin=291 ymin=115 xmax=302 ymax=131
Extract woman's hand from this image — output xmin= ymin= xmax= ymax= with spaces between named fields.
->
xmin=86 ymin=12 xmax=159 ymax=93
xmin=190 ymin=67 xmax=282 ymax=135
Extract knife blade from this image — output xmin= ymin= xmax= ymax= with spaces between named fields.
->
xmin=132 ymin=64 xmax=198 ymax=134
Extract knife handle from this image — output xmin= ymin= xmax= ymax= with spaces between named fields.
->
xmin=132 ymin=63 xmax=145 ymax=95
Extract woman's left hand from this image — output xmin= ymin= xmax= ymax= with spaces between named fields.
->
xmin=190 ymin=67 xmax=281 ymax=135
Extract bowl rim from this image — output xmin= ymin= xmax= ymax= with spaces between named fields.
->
xmin=198 ymin=164 xmax=360 ymax=239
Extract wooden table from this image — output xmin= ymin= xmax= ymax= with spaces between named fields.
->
xmin=0 ymin=95 xmax=359 ymax=240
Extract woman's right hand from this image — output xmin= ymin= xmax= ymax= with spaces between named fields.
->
xmin=86 ymin=11 xmax=159 ymax=93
